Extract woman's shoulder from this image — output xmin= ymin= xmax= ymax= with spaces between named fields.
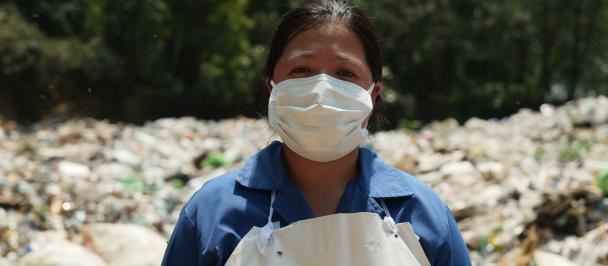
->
xmin=181 ymin=141 xmax=284 ymax=229
xmin=182 ymin=168 xmax=267 ymax=226
xmin=396 ymin=167 xmax=448 ymax=211
xmin=166 ymin=168 xmax=270 ymax=264
xmin=362 ymin=147 xmax=449 ymax=211
xmin=186 ymin=170 xmax=239 ymax=206
xmin=372 ymin=157 xmax=471 ymax=263
xmin=364 ymin=151 xmax=454 ymax=226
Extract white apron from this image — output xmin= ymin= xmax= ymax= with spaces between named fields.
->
xmin=226 ymin=191 xmax=431 ymax=266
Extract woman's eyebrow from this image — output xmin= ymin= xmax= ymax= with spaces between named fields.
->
xmin=335 ymin=52 xmax=364 ymax=64
xmin=286 ymin=49 xmax=315 ymax=60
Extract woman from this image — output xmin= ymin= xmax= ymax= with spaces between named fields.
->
xmin=162 ymin=1 xmax=471 ymax=265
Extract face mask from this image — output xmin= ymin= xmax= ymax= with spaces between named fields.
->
xmin=268 ymin=73 xmax=375 ymax=162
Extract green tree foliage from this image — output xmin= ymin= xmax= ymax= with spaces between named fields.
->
xmin=0 ymin=0 xmax=262 ymax=122
xmin=0 ymin=0 xmax=607 ymax=126
xmin=0 ymin=4 xmax=117 ymax=122
xmin=365 ymin=0 xmax=608 ymax=123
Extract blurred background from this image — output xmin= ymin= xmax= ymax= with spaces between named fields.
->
xmin=1 ymin=0 xmax=608 ymax=266
xmin=1 ymin=0 xmax=607 ymax=127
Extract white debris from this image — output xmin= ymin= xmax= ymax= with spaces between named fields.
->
xmin=82 ymin=223 xmax=166 ymax=266
xmin=18 ymin=240 xmax=107 ymax=266
xmin=0 ymin=97 xmax=607 ymax=265
xmin=57 ymin=161 xmax=90 ymax=180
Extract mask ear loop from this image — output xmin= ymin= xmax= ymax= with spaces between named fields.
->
xmin=361 ymin=82 xmax=376 ymax=137
xmin=268 ymin=80 xmax=277 ymax=106
xmin=367 ymin=82 xmax=376 ymax=94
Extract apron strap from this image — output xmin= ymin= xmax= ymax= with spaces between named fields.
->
xmin=256 ymin=190 xmax=278 ymax=254
xmin=268 ymin=190 xmax=276 ymax=224
xmin=380 ymin=199 xmax=421 ymax=242
xmin=379 ymin=198 xmax=392 ymax=218
xmin=379 ymin=199 xmax=399 ymax=236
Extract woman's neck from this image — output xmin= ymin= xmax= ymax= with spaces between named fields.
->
xmin=281 ymin=143 xmax=359 ymax=217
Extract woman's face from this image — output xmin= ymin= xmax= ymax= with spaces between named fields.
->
xmin=272 ymin=23 xmax=381 ymax=101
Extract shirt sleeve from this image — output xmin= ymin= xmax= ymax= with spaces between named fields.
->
xmin=161 ymin=208 xmax=204 ymax=266
xmin=434 ymin=204 xmax=472 ymax=266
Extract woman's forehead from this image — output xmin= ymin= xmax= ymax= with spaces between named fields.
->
xmin=282 ymin=24 xmax=366 ymax=62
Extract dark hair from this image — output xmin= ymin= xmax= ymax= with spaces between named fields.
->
xmin=262 ymin=0 xmax=387 ymax=131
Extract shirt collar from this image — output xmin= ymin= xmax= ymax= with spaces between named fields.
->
xmin=235 ymin=141 xmax=415 ymax=198
xmin=357 ymin=147 xmax=415 ymax=198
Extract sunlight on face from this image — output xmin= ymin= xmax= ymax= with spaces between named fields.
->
xmin=272 ymin=24 xmax=374 ymax=90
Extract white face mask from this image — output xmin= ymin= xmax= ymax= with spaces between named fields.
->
xmin=268 ymin=73 xmax=375 ymax=162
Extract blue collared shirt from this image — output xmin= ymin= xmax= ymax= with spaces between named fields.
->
xmin=162 ymin=141 xmax=471 ymax=265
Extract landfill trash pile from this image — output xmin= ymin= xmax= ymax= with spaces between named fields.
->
xmin=0 ymin=96 xmax=607 ymax=265
xmin=0 ymin=117 xmax=275 ymax=266
xmin=371 ymin=96 xmax=608 ymax=265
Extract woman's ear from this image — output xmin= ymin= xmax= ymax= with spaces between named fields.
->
xmin=371 ymin=82 xmax=382 ymax=105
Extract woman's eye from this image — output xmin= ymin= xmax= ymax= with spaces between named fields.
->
xmin=290 ymin=67 xmax=310 ymax=74
xmin=337 ymin=70 xmax=355 ymax=78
